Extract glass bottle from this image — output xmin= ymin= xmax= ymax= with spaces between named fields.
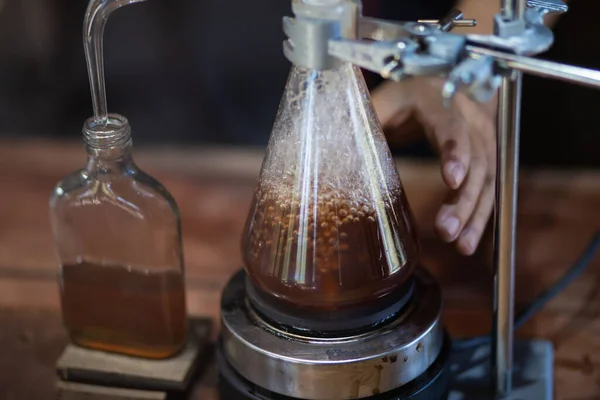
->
xmin=242 ymin=62 xmax=420 ymax=314
xmin=49 ymin=0 xmax=187 ymax=359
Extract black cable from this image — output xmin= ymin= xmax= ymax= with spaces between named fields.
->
xmin=452 ymin=230 xmax=600 ymax=351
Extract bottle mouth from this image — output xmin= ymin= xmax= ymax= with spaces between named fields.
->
xmin=83 ymin=113 xmax=132 ymax=150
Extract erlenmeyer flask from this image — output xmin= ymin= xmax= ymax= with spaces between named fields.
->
xmin=242 ymin=62 xmax=420 ymax=318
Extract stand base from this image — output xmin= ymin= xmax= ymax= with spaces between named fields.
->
xmin=55 ymin=318 xmax=211 ymax=400
xmin=449 ymin=339 xmax=553 ymax=400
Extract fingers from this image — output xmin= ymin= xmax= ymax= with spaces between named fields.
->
xmin=421 ymin=112 xmax=471 ymax=190
xmin=457 ymin=173 xmax=495 ymax=255
xmin=434 ymin=96 xmax=496 ymax=254
xmin=372 ymin=77 xmax=497 ymax=256
xmin=453 ymin=94 xmax=497 ymax=255
xmin=435 ymin=133 xmax=488 ymax=243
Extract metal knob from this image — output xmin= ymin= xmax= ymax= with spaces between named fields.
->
xmin=418 ymin=9 xmax=477 ymax=32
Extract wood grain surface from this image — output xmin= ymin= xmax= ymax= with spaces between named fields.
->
xmin=0 ymin=138 xmax=599 ymax=400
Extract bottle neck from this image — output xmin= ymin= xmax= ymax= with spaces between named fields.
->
xmin=83 ymin=113 xmax=134 ymax=171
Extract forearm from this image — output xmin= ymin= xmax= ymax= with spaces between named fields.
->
xmin=453 ymin=0 xmax=565 ymax=35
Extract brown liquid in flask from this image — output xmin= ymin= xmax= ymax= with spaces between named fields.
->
xmin=243 ymin=182 xmax=419 ymax=312
xmin=241 ymin=63 xmax=420 ymax=313
xmin=60 ymin=261 xmax=187 ymax=359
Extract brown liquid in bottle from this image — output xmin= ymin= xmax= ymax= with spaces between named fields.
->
xmin=243 ymin=183 xmax=419 ymax=312
xmin=60 ymin=261 xmax=187 ymax=359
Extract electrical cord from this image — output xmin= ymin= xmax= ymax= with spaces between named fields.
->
xmin=452 ymin=230 xmax=600 ymax=351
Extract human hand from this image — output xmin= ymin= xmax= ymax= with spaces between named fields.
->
xmin=371 ymin=77 xmax=497 ymax=256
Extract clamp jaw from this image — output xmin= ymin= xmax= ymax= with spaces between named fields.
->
xmin=283 ymin=0 xmax=583 ymax=107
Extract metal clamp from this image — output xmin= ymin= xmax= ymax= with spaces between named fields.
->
xmin=442 ymin=56 xmax=502 ymax=106
xmin=281 ymin=0 xmax=600 ymax=107
xmin=418 ymin=9 xmax=477 ymax=32
xmin=283 ymin=0 xmax=361 ymax=70
xmin=467 ymin=8 xmax=555 ymax=55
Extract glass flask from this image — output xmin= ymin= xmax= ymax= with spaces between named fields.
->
xmin=49 ymin=0 xmax=187 ymax=359
xmin=242 ymin=62 xmax=420 ymax=314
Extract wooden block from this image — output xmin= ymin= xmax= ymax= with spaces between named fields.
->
xmin=56 ymin=382 xmax=167 ymax=400
xmin=56 ymin=318 xmax=211 ymax=392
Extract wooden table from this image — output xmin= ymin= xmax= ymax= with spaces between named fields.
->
xmin=0 ymin=139 xmax=599 ymax=400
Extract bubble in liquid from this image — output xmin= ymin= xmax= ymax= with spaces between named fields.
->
xmin=242 ymin=182 xmax=419 ymax=311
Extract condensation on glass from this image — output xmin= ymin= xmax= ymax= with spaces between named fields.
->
xmin=242 ymin=63 xmax=420 ymax=313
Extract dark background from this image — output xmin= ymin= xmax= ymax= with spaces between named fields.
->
xmin=0 ymin=0 xmax=598 ymax=167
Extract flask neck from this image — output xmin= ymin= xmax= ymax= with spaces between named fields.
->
xmin=83 ymin=114 xmax=134 ymax=169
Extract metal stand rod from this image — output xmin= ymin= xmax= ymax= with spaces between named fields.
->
xmin=467 ymin=46 xmax=600 ymax=90
xmin=493 ymin=0 xmax=527 ymax=396
xmin=493 ymin=73 xmax=522 ymax=398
